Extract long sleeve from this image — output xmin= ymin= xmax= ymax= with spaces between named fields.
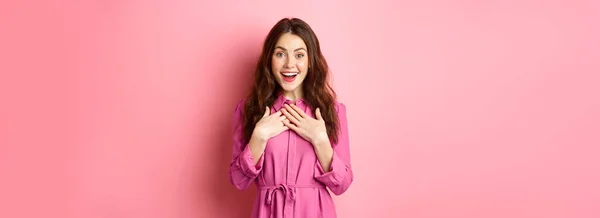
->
xmin=314 ymin=102 xmax=354 ymax=195
xmin=229 ymin=100 xmax=264 ymax=191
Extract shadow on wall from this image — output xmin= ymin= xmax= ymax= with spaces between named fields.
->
xmin=195 ymin=21 xmax=266 ymax=218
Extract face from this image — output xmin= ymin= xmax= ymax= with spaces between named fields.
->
xmin=271 ymin=33 xmax=309 ymax=95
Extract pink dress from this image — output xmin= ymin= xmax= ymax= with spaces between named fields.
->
xmin=229 ymin=93 xmax=353 ymax=218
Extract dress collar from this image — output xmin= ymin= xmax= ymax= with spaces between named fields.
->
xmin=272 ymin=92 xmax=307 ymax=111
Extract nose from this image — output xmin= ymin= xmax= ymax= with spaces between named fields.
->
xmin=285 ymin=56 xmax=295 ymax=68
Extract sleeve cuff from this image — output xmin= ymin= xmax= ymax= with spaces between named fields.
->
xmin=238 ymin=145 xmax=264 ymax=177
xmin=314 ymin=152 xmax=349 ymax=187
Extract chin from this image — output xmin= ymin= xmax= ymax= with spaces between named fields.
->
xmin=277 ymin=81 xmax=298 ymax=91
xmin=281 ymin=84 xmax=300 ymax=92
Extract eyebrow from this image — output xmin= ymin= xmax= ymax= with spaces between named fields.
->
xmin=275 ymin=46 xmax=307 ymax=52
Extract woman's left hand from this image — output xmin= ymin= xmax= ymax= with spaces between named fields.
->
xmin=281 ymin=104 xmax=329 ymax=146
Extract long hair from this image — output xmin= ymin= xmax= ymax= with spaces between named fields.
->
xmin=241 ymin=17 xmax=340 ymax=145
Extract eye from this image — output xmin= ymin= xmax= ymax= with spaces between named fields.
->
xmin=296 ymin=53 xmax=305 ymax=58
xmin=275 ymin=52 xmax=285 ymax=58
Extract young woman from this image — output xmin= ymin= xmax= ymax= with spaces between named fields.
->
xmin=229 ymin=17 xmax=353 ymax=218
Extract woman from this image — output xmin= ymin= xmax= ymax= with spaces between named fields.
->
xmin=229 ymin=17 xmax=353 ymax=218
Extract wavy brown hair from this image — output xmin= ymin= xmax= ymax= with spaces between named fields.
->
xmin=241 ymin=17 xmax=340 ymax=145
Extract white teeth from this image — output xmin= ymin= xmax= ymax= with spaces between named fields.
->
xmin=282 ymin=72 xmax=298 ymax=76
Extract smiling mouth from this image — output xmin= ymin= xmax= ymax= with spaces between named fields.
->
xmin=281 ymin=72 xmax=298 ymax=82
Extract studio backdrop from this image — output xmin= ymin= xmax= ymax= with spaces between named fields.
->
xmin=1 ymin=1 xmax=599 ymax=218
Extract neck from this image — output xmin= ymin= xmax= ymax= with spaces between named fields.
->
xmin=281 ymin=89 xmax=303 ymax=102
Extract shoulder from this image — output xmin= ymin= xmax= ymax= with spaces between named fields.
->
xmin=234 ymin=99 xmax=247 ymax=115
xmin=333 ymin=100 xmax=347 ymax=114
xmin=235 ymin=99 xmax=246 ymax=108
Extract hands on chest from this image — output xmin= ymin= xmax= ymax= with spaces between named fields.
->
xmin=253 ymin=104 xmax=329 ymax=147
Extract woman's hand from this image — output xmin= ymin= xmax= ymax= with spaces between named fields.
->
xmin=281 ymin=104 xmax=329 ymax=146
xmin=252 ymin=106 xmax=289 ymax=142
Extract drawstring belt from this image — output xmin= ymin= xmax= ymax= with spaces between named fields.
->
xmin=258 ymin=184 xmax=325 ymax=218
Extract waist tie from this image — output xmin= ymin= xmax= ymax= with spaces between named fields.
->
xmin=258 ymin=184 xmax=325 ymax=218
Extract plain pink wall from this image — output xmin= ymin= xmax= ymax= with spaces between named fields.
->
xmin=2 ymin=0 xmax=599 ymax=218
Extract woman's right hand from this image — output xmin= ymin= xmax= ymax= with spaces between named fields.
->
xmin=252 ymin=106 xmax=289 ymax=142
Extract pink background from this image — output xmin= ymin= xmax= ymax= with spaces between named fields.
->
xmin=2 ymin=0 xmax=599 ymax=218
